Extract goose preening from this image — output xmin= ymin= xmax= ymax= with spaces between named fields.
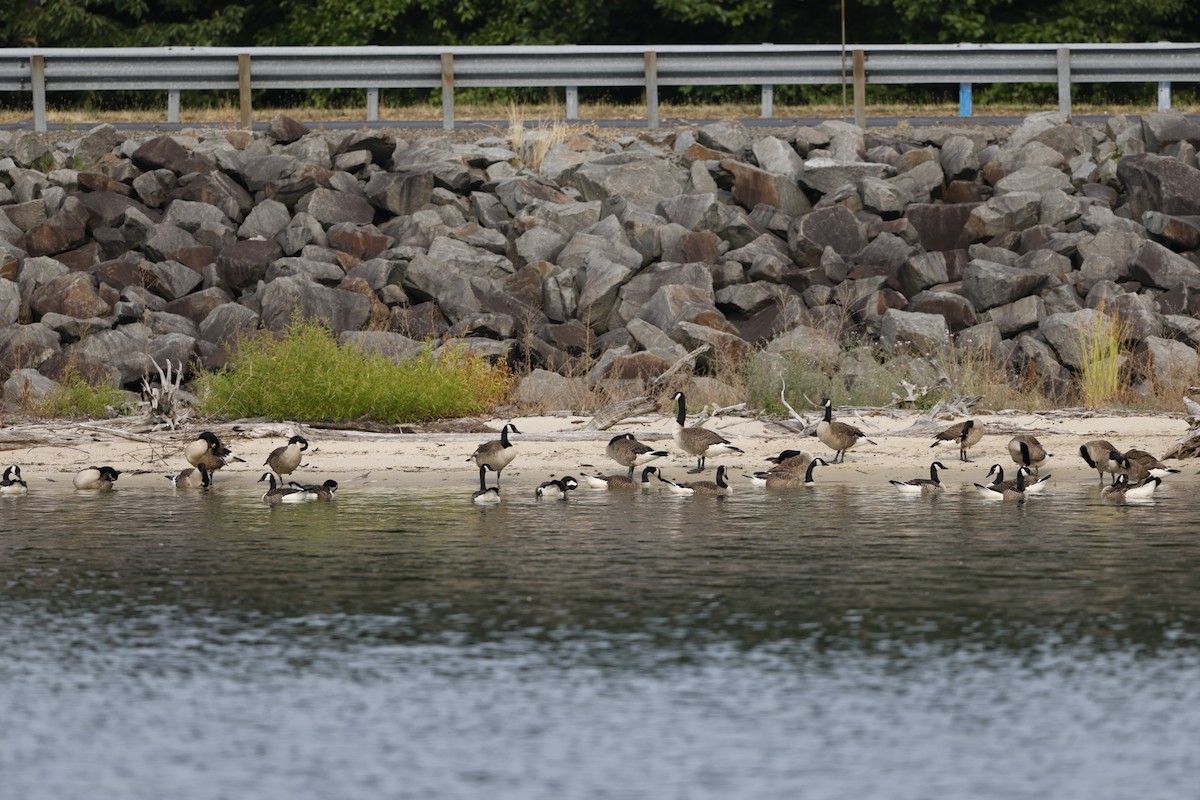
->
xmin=889 ymin=461 xmax=949 ymax=495
xmin=764 ymin=449 xmax=814 ymax=472
xmin=749 ymin=457 xmax=829 ymax=488
xmin=974 ymin=465 xmax=1029 ymax=500
xmin=469 ymin=423 xmax=520 ymax=486
xmin=258 ymin=472 xmax=306 ymax=504
xmin=288 ymin=479 xmax=338 ymax=501
xmin=264 ymin=435 xmax=309 ymax=481
xmin=606 ymin=433 xmax=668 ymax=478
xmin=73 ymin=466 xmax=121 ymax=491
xmin=670 ymin=392 xmax=743 ymax=473
xmin=931 ymin=420 xmax=984 ymax=462
xmin=581 ymin=465 xmax=659 ymax=490
xmin=472 ymin=465 xmax=501 ymax=505
xmin=184 ymin=431 xmax=244 ymax=473
xmin=1115 ymin=448 xmax=1179 ymax=482
xmin=982 ymin=463 xmax=1050 ymax=495
xmin=535 ymin=475 xmax=579 ymax=500
xmin=1008 ymin=434 xmax=1050 ymax=475
xmin=1101 ymin=473 xmax=1161 ymax=501
xmin=167 ymin=464 xmax=211 ymax=489
xmin=658 ymin=465 xmax=733 ymax=496
xmin=1 ymin=465 xmax=28 ymax=495
xmin=816 ymin=398 xmax=876 ymax=463
xmin=1079 ymin=439 xmax=1123 ymax=482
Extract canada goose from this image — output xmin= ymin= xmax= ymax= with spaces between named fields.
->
xmin=581 ymin=465 xmax=659 ymax=490
xmin=73 ymin=465 xmax=121 ymax=491
xmin=167 ymin=464 xmax=211 ymax=489
xmin=472 ymin=465 xmax=501 ymax=505
xmin=1119 ymin=448 xmax=1179 ymax=481
xmin=764 ymin=449 xmax=814 ymax=472
xmin=264 ymin=435 xmax=309 ymax=481
xmin=606 ymin=433 xmax=668 ymax=478
xmin=1008 ymin=434 xmax=1049 ymax=475
xmin=1101 ymin=473 xmax=1161 ymax=501
xmin=983 ymin=463 xmax=1051 ymax=495
xmin=890 ymin=461 xmax=949 ymax=494
xmin=931 ymin=419 xmax=984 ymax=462
xmin=670 ymin=392 xmax=743 ymax=473
xmin=535 ymin=475 xmax=579 ymax=500
xmin=974 ymin=465 xmax=1028 ymax=500
xmin=1079 ymin=440 xmax=1123 ymax=482
xmin=816 ymin=398 xmax=876 ymax=463
xmin=258 ymin=472 xmax=306 ymax=504
xmin=658 ymin=465 xmax=732 ymax=495
xmin=1 ymin=465 xmax=28 ymax=495
xmin=184 ymin=431 xmax=244 ymax=473
xmin=288 ymin=479 xmax=338 ymax=501
xmin=758 ymin=457 xmax=829 ymax=488
xmin=469 ymin=423 xmax=520 ymax=486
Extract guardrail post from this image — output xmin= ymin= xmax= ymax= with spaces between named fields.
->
xmin=566 ymin=86 xmax=579 ymax=120
xmin=441 ymin=53 xmax=455 ymax=131
xmin=238 ymin=53 xmax=252 ymax=129
xmin=644 ymin=51 xmax=659 ymax=129
xmin=852 ymin=49 xmax=866 ymax=128
xmin=168 ymin=89 xmax=180 ymax=123
xmin=958 ymin=82 xmax=972 ymax=116
xmin=367 ymin=88 xmax=379 ymax=122
xmin=1056 ymin=47 xmax=1071 ymax=116
xmin=761 ymin=84 xmax=773 ymax=118
xmin=31 ymin=55 xmax=47 ymax=132
xmin=1158 ymin=81 xmax=1171 ymax=111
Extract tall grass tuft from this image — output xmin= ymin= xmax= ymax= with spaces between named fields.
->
xmin=194 ymin=318 xmax=512 ymax=423
xmin=506 ymin=101 xmax=584 ymax=172
xmin=1077 ymin=307 xmax=1127 ymax=408
xmin=29 ymin=366 xmax=125 ymax=419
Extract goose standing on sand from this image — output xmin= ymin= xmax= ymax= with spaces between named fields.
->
xmin=1 ymin=465 xmax=28 ymax=495
xmin=931 ymin=420 xmax=984 ymax=462
xmin=581 ymin=465 xmax=659 ymax=490
xmin=1101 ymin=473 xmax=1161 ymax=501
xmin=606 ymin=433 xmax=668 ymax=478
xmin=1079 ymin=440 xmax=1123 ymax=482
xmin=264 ymin=435 xmax=309 ymax=482
xmin=167 ymin=464 xmax=211 ymax=489
xmin=184 ymin=431 xmax=244 ymax=474
xmin=890 ymin=461 xmax=949 ymax=495
xmin=816 ymin=398 xmax=876 ymax=463
xmin=982 ymin=463 xmax=1051 ymax=495
xmin=658 ymin=465 xmax=733 ymax=496
xmin=258 ymin=472 xmax=306 ymax=504
xmin=472 ymin=465 xmax=501 ymax=505
xmin=975 ymin=465 xmax=1029 ymax=500
xmin=670 ymin=392 xmax=743 ymax=473
xmin=1117 ymin=448 xmax=1180 ymax=481
xmin=752 ymin=457 xmax=829 ymax=488
xmin=1008 ymin=434 xmax=1049 ymax=476
xmin=535 ymin=475 xmax=579 ymax=500
xmin=469 ymin=423 xmax=520 ymax=487
xmin=73 ymin=466 xmax=121 ymax=491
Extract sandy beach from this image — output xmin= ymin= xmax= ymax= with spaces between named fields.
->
xmin=1 ymin=407 xmax=1195 ymax=494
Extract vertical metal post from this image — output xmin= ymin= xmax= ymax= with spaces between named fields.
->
xmin=644 ymin=51 xmax=659 ymax=130
xmin=958 ymin=82 xmax=972 ymax=117
xmin=168 ymin=89 xmax=181 ymax=123
xmin=761 ymin=84 xmax=774 ymax=118
xmin=852 ymin=49 xmax=866 ymax=128
xmin=31 ymin=55 xmax=46 ymax=132
xmin=238 ymin=53 xmax=252 ymax=129
xmin=367 ymin=87 xmax=379 ymax=122
xmin=566 ymin=86 xmax=579 ymax=120
xmin=1158 ymin=81 xmax=1171 ymax=111
xmin=440 ymin=53 xmax=455 ymax=131
xmin=1056 ymin=47 xmax=1071 ymax=116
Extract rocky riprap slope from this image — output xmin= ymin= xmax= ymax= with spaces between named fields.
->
xmin=2 ymin=110 xmax=1200 ymax=406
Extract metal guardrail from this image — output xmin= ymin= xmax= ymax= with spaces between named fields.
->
xmin=1 ymin=43 xmax=1198 ymax=132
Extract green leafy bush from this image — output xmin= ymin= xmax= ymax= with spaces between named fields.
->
xmin=30 ymin=367 xmax=125 ymax=419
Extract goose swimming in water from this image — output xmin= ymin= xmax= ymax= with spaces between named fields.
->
xmin=889 ymin=461 xmax=950 ymax=495
xmin=73 ymin=466 xmax=121 ymax=491
xmin=535 ymin=475 xmax=579 ymax=500
xmin=1 ymin=465 xmax=28 ymax=495
xmin=472 ymin=465 xmax=501 ymax=505
xmin=258 ymin=472 xmax=307 ymax=504
xmin=167 ymin=464 xmax=211 ymax=489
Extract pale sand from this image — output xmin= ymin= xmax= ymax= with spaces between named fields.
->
xmin=0 ymin=410 xmax=1194 ymax=494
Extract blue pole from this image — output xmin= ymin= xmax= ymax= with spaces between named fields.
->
xmin=959 ymin=82 xmax=972 ymax=117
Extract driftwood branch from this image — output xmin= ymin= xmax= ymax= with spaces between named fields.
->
xmin=649 ymin=343 xmax=711 ymax=387
xmin=584 ymin=396 xmax=660 ymax=432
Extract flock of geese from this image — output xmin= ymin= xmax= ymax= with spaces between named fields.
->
xmin=470 ymin=393 xmax=1183 ymax=505
xmin=0 ymin=431 xmax=340 ymax=504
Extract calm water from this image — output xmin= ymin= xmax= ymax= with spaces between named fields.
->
xmin=2 ymin=476 xmax=1199 ymax=799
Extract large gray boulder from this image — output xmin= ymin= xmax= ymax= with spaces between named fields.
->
xmin=880 ymin=308 xmax=949 ymax=352
xmin=568 ymin=152 xmax=686 ymax=212
xmin=259 ymin=275 xmax=371 ymax=334
xmin=962 ymin=260 xmax=1047 ymax=312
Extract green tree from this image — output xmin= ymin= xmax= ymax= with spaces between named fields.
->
xmin=3 ymin=0 xmax=248 ymax=47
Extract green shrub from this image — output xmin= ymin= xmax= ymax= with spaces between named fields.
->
xmin=194 ymin=318 xmax=512 ymax=423
xmin=30 ymin=367 xmax=125 ymax=419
